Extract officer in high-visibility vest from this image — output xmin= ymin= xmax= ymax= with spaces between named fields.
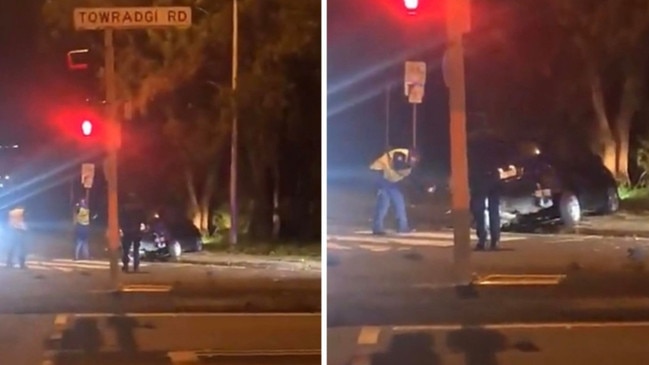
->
xmin=74 ymin=198 xmax=91 ymax=260
xmin=369 ymin=148 xmax=420 ymax=235
xmin=6 ymin=204 xmax=27 ymax=269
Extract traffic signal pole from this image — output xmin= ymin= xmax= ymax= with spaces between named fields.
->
xmin=445 ymin=0 xmax=472 ymax=284
xmin=104 ymin=28 xmax=121 ymax=290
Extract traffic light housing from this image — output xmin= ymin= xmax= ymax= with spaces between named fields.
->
xmin=67 ymin=49 xmax=90 ymax=71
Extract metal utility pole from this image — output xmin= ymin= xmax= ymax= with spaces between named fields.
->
xmin=412 ymin=104 xmax=418 ymax=148
xmin=104 ymin=28 xmax=121 ymax=289
xmin=444 ymin=0 xmax=472 ymax=284
xmin=229 ymin=0 xmax=239 ymax=246
xmin=73 ymin=6 xmax=193 ymax=290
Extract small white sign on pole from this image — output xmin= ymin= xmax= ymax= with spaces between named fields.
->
xmin=73 ymin=7 xmax=192 ymax=30
xmin=81 ymin=163 xmax=96 ymax=189
xmin=408 ymin=84 xmax=425 ymax=104
xmin=404 ymin=61 xmax=427 ymax=103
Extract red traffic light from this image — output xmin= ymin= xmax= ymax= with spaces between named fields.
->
xmin=81 ymin=120 xmax=93 ymax=136
xmin=404 ymin=0 xmax=419 ymax=14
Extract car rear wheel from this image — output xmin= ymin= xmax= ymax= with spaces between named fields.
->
xmin=559 ymin=192 xmax=581 ymax=227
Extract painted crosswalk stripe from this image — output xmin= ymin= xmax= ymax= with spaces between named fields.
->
xmin=21 ymin=259 xmax=150 ymax=272
xmin=352 ymin=230 xmax=526 ymax=241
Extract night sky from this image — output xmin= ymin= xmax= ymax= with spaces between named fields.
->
xmin=327 ymin=0 xmax=540 ymax=179
xmin=0 ymin=0 xmax=41 ymax=144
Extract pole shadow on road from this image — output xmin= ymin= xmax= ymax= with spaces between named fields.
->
xmin=370 ymin=332 xmax=441 ymax=365
xmin=57 ymin=316 xmax=156 ymax=355
xmin=446 ymin=327 xmax=540 ymax=365
xmin=367 ymin=327 xmax=540 ymax=365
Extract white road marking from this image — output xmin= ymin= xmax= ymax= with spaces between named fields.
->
xmin=357 ymin=326 xmax=381 ymax=345
xmin=358 ymin=244 xmax=391 ymax=252
xmin=175 ymin=349 xmax=321 ymax=356
xmin=474 ymin=273 xmax=566 ymax=286
xmin=328 ymin=242 xmax=353 ymax=250
xmin=393 ymin=320 xmax=649 ymax=332
xmin=352 ymin=230 xmax=526 ymax=242
xmin=54 ymin=314 xmax=68 ymax=326
xmin=120 ymin=284 xmax=172 ymax=293
xmin=73 ymin=312 xmax=321 ymax=318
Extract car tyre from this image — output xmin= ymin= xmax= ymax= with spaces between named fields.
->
xmin=169 ymin=241 xmax=182 ymax=262
xmin=602 ymin=187 xmax=620 ymax=214
xmin=559 ymin=192 xmax=581 ymax=227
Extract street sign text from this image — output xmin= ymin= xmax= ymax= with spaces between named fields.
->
xmin=73 ymin=7 xmax=192 ymax=30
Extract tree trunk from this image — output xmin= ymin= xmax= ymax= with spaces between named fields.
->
xmin=589 ymin=72 xmax=617 ymax=174
xmin=245 ymin=147 xmax=273 ymax=240
xmin=184 ymin=169 xmax=202 ymax=228
xmin=198 ymin=171 xmax=216 ymax=234
xmin=614 ymin=75 xmax=640 ymax=184
xmin=271 ymin=162 xmax=280 ymax=240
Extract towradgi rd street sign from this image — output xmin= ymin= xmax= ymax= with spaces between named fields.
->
xmin=73 ymin=7 xmax=192 ymax=30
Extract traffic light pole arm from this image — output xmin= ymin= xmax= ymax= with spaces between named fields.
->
xmin=446 ymin=0 xmax=472 ymax=284
xmin=104 ymin=28 xmax=121 ymax=290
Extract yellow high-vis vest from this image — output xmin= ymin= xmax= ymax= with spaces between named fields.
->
xmin=76 ymin=207 xmax=90 ymax=226
xmin=8 ymin=207 xmax=26 ymax=230
xmin=369 ymin=148 xmax=412 ymax=183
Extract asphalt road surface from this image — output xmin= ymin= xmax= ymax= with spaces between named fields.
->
xmin=1 ymin=313 xmax=320 ymax=365
xmin=328 ymin=322 xmax=649 ymax=365
xmin=0 ymin=230 xmax=321 ymax=364
xmin=328 ymin=229 xmax=649 ymax=363
xmin=0 ymin=230 xmax=320 ymax=314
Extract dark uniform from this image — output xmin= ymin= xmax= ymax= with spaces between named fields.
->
xmin=119 ymin=197 xmax=146 ymax=272
xmin=468 ymin=137 xmax=505 ymax=250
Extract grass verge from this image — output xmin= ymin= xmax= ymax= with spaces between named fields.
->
xmin=203 ymin=240 xmax=321 ymax=258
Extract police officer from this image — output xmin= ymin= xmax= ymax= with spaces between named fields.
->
xmin=370 ymin=148 xmax=420 ymax=235
xmin=74 ymin=198 xmax=91 ymax=260
xmin=468 ymin=135 xmax=504 ymax=250
xmin=6 ymin=204 xmax=27 ymax=269
xmin=119 ymin=193 xmax=146 ymax=272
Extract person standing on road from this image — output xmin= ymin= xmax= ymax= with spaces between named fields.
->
xmin=74 ymin=198 xmax=91 ymax=260
xmin=6 ymin=204 xmax=27 ymax=269
xmin=468 ymin=135 xmax=505 ymax=251
xmin=119 ymin=193 xmax=146 ymax=272
xmin=370 ymin=148 xmax=420 ymax=235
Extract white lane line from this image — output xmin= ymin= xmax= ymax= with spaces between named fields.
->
xmin=358 ymin=244 xmax=392 ymax=252
xmin=49 ymin=314 xmax=69 ymax=342
xmin=393 ymin=321 xmax=649 ymax=332
xmin=54 ymin=314 xmax=68 ymax=326
xmin=352 ymin=230 xmax=526 ymax=242
xmin=120 ymin=284 xmax=172 ymax=293
xmin=357 ymin=326 xmax=381 ymax=345
xmin=170 ymin=349 xmax=321 ymax=357
xmin=73 ymin=312 xmax=321 ymax=318
xmin=474 ymin=274 xmax=567 ymax=286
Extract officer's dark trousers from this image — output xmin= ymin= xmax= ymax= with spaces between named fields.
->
xmin=6 ymin=228 xmax=26 ymax=268
xmin=121 ymin=234 xmax=141 ymax=271
xmin=470 ymin=189 xmax=501 ymax=248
